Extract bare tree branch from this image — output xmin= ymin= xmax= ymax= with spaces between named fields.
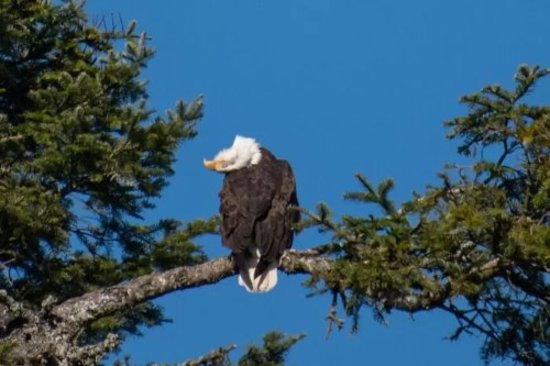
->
xmin=51 ymin=257 xmax=236 ymax=326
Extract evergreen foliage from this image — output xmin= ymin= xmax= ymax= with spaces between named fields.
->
xmin=112 ymin=332 xmax=304 ymax=366
xmin=300 ymin=65 xmax=550 ymax=365
xmin=237 ymin=332 xmax=306 ymax=366
xmin=0 ymin=0 xmax=212 ymax=345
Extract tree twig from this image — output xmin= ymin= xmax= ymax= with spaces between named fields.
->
xmin=179 ymin=343 xmax=236 ymax=366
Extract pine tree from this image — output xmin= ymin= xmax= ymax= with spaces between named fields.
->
xmin=0 ymin=0 xmax=211 ymax=363
xmin=0 ymin=1 xmax=548 ymax=365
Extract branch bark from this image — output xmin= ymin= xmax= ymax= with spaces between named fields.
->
xmin=51 ymin=257 xmax=236 ymax=326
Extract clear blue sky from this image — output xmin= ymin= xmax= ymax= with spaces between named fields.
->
xmin=83 ymin=1 xmax=550 ymax=365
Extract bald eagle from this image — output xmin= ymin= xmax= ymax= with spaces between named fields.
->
xmin=204 ymin=136 xmax=299 ymax=292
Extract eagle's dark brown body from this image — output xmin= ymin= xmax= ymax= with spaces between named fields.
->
xmin=219 ymin=148 xmax=299 ymax=290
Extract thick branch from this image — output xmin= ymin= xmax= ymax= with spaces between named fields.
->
xmin=2 ymin=248 xmax=504 ymax=364
xmin=46 ymin=248 xmax=330 ymax=329
xmin=50 ymin=249 xmax=502 ymax=328
xmin=51 ymin=257 xmax=236 ymax=326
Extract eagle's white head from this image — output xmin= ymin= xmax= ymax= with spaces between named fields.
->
xmin=204 ymin=135 xmax=262 ymax=172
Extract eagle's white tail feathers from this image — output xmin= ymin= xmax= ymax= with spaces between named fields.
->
xmin=237 ymin=249 xmax=278 ymax=293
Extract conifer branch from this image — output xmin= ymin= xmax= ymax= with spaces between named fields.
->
xmin=180 ymin=343 xmax=236 ymax=366
xmin=48 ymin=247 xmax=502 ymax=329
xmin=0 ymin=245 xmax=525 ymax=364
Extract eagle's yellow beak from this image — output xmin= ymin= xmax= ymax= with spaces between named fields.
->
xmin=203 ymin=159 xmax=225 ymax=171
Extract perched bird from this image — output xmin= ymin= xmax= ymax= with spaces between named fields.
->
xmin=204 ymin=135 xmax=299 ymax=292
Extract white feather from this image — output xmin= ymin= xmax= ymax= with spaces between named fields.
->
xmin=213 ymin=135 xmax=262 ymax=172
xmin=237 ymin=246 xmax=278 ymax=293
